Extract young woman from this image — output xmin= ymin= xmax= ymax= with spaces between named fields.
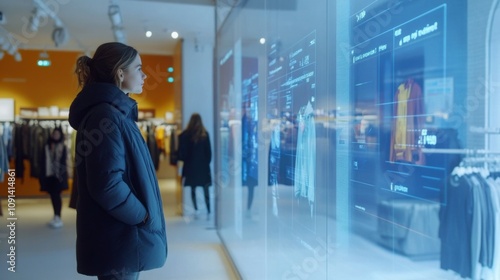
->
xmin=69 ymin=42 xmax=167 ymax=280
xmin=177 ymin=113 xmax=212 ymax=219
xmin=39 ymin=126 xmax=69 ymax=228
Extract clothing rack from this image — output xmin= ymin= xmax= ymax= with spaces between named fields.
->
xmin=470 ymin=126 xmax=500 ymax=134
xmin=442 ymin=153 xmax=500 ymax=279
xmin=421 ymin=148 xmax=500 ymax=155
xmin=470 ymin=126 xmax=500 ymax=152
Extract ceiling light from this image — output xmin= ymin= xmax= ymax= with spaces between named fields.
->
xmin=108 ymin=3 xmax=126 ymax=43
xmin=5 ymin=43 xmax=15 ymax=55
xmin=108 ymin=4 xmax=122 ymax=26
xmin=171 ymin=31 xmax=179 ymax=39
xmin=145 ymin=30 xmax=152 ymax=38
xmin=14 ymin=52 xmax=21 ymax=62
xmin=0 ymin=26 xmax=22 ymax=61
xmin=31 ymin=0 xmax=68 ymax=47
xmin=52 ymin=27 xmax=68 ymax=47
xmin=259 ymin=38 xmax=266 ymax=44
xmin=28 ymin=7 xmax=46 ymax=33
xmin=37 ymin=51 xmax=51 ymax=67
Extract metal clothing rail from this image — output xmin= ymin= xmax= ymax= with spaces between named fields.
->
xmin=470 ymin=126 xmax=500 ymax=134
xmin=421 ymin=148 xmax=500 ymax=155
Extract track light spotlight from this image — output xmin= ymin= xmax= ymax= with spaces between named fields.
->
xmin=108 ymin=4 xmax=126 ymax=43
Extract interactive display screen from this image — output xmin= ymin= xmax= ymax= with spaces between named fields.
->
xmin=350 ymin=1 xmax=452 ymax=212
xmin=216 ymin=0 xmax=475 ymax=279
xmin=267 ymin=31 xmax=317 ymax=224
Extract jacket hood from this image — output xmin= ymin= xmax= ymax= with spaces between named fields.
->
xmin=69 ymin=83 xmax=138 ymax=129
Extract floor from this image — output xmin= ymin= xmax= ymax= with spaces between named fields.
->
xmin=0 ymin=179 xmax=240 ymax=280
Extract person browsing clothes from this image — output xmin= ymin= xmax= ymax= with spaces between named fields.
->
xmin=39 ymin=126 xmax=69 ymax=229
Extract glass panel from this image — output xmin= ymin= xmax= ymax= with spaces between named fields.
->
xmin=214 ymin=0 xmax=497 ymax=279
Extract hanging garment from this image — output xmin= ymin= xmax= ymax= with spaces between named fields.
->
xmin=390 ymin=79 xmax=424 ymax=164
xmin=0 ymin=133 xmax=9 ymax=182
xmin=2 ymin=122 xmax=14 ymax=159
xmin=14 ymin=124 xmax=25 ymax=179
xmin=440 ymin=171 xmax=498 ymax=280
xmin=294 ymin=101 xmax=316 ymax=205
xmin=169 ymin=126 xmax=179 ymax=166
xmin=439 ymin=174 xmax=474 ymax=278
xmin=268 ymin=120 xmax=281 ymax=186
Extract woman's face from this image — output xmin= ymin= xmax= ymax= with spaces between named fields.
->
xmin=120 ymin=54 xmax=147 ymax=94
xmin=51 ymin=130 xmax=62 ymax=141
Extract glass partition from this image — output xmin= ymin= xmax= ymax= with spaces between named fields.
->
xmin=215 ymin=0 xmax=496 ymax=279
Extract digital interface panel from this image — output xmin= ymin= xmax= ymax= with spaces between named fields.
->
xmin=216 ymin=0 xmax=474 ymax=279
xmin=267 ymin=31 xmax=317 ymax=217
xmin=350 ymin=2 xmax=450 ymax=213
xmin=265 ymin=31 xmax=321 ymax=265
xmin=242 ymin=57 xmax=259 ymax=189
xmin=218 ymin=48 xmax=235 ymax=188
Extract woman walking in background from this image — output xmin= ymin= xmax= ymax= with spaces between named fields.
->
xmin=178 ymin=113 xmax=212 ymax=220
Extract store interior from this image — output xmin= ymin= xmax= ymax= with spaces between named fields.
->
xmin=2 ymin=0 xmax=500 ymax=279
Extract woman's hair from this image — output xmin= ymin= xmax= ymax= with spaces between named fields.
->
xmin=186 ymin=113 xmax=207 ymax=143
xmin=75 ymin=42 xmax=138 ymax=87
xmin=48 ymin=126 xmax=65 ymax=145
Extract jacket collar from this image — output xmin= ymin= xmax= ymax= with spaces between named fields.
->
xmin=69 ymin=83 xmax=138 ymax=129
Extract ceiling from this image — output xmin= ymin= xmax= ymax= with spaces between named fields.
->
xmin=0 ymin=0 xmax=216 ymax=57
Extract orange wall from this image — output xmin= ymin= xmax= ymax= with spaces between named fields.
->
xmin=0 ymin=49 xmax=175 ymax=118
xmin=0 ymin=49 xmax=176 ymax=197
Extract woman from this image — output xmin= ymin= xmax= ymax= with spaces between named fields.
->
xmin=39 ymin=126 xmax=69 ymax=228
xmin=68 ymin=42 xmax=167 ymax=279
xmin=178 ymin=113 xmax=212 ymax=219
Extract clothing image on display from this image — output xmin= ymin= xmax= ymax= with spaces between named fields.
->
xmin=269 ymin=120 xmax=281 ymax=217
xmin=389 ymin=78 xmax=425 ymax=165
xmin=242 ymin=106 xmax=258 ymax=215
xmin=294 ymin=100 xmax=316 ymax=217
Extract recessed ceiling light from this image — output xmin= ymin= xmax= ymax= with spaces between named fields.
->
xmin=171 ymin=31 xmax=179 ymax=39
xmin=145 ymin=30 xmax=152 ymax=37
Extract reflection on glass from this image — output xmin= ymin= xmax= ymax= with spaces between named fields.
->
xmin=214 ymin=0 xmax=497 ymax=279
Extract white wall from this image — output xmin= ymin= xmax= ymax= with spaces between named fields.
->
xmin=182 ymin=39 xmax=214 ymax=135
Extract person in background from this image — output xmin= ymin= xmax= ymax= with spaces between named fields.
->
xmin=178 ymin=113 xmax=212 ymax=220
xmin=39 ymin=126 xmax=69 ymax=228
xmin=69 ymin=42 xmax=167 ymax=280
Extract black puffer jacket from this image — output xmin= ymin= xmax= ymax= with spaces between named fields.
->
xmin=69 ymin=83 xmax=167 ymax=276
xmin=178 ymin=130 xmax=212 ymax=187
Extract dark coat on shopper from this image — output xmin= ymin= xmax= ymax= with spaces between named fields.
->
xmin=178 ymin=130 xmax=212 ymax=187
xmin=38 ymin=140 xmax=69 ymax=193
xmin=68 ymin=83 xmax=167 ymax=276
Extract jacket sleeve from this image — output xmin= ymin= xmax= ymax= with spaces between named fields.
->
xmin=83 ymin=110 xmax=147 ymax=225
xmin=177 ymin=133 xmax=187 ymax=161
xmin=205 ymin=132 xmax=212 ymax=163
